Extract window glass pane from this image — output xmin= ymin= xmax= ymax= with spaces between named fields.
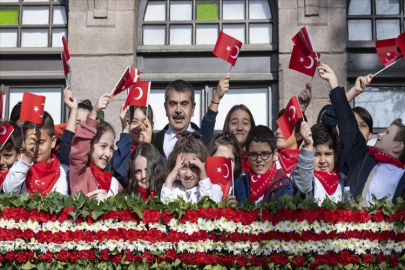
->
xmin=348 ymin=0 xmax=371 ymax=15
xmin=170 ymin=25 xmax=192 ymax=45
xmin=0 ymin=7 xmax=18 ymax=25
xmin=355 ymin=87 xmax=405 ymax=128
xmin=52 ymin=28 xmax=66 ymax=47
xmin=196 ymin=0 xmax=218 ymax=20
xmin=249 ymin=23 xmax=272 ymax=44
xmin=376 ymin=0 xmax=399 ymax=15
xmin=53 ymin=6 xmax=67 ymax=24
xmin=223 ymin=0 xmax=245 ymax=20
xmin=9 ymin=88 xmax=62 ymax=124
xmin=23 ymin=6 xmax=49 ymax=25
xmin=144 ymin=1 xmax=166 ymax=21
xmin=0 ymin=29 xmax=17 ymax=47
xmin=214 ymin=89 xmax=268 ymax=130
xmin=196 ymin=24 xmax=218 ymax=44
xmin=21 ymin=29 xmax=48 ymax=47
xmin=143 ymin=25 xmax=166 ymax=45
xmin=249 ymin=0 xmax=271 ymax=19
xmin=170 ymin=1 xmax=192 ymax=21
xmin=223 ymin=24 xmax=245 ymax=43
xmin=0 ymin=0 xmax=19 ymax=2
xmin=376 ymin=19 xmax=400 ymax=40
xmin=348 ymin=20 xmax=372 ymax=40
xmin=148 ymin=89 xmax=201 ymax=131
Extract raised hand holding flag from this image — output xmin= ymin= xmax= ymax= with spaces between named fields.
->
xmin=124 ymin=81 xmax=150 ymax=109
xmin=62 ymin=36 xmax=70 ymax=61
xmin=276 ymin=96 xmax=303 ymax=140
xmin=111 ymin=67 xmax=141 ymax=97
xmin=20 ymin=92 xmax=46 ymax=125
xmin=213 ymin=31 xmax=242 ymax=73
xmin=206 ymin=156 xmax=233 ymax=200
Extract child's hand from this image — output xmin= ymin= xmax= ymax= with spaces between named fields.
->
xmin=120 ymin=105 xmax=130 ymax=132
xmin=91 ymin=93 xmax=113 ymax=120
xmin=214 ymin=75 xmax=231 ymax=101
xmin=23 ymin=132 xmax=37 ymax=163
xmin=190 ymin=157 xmax=207 ymax=180
xmin=165 ymin=153 xmax=185 ymax=190
xmin=63 ymin=86 xmax=78 ymax=110
xmin=317 ymin=62 xmax=338 ymax=89
xmin=300 ymin=121 xmax=313 ymax=149
xmin=353 ymin=74 xmax=373 ymax=95
xmin=298 ymin=83 xmax=312 ymax=112
xmin=140 ymin=117 xmax=153 ymax=143
xmin=226 ymin=195 xmax=238 ymax=208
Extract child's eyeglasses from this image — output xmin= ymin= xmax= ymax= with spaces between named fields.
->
xmin=248 ymin=151 xmax=274 ymax=161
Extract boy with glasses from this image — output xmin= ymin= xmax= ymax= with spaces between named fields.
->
xmin=233 ymin=125 xmax=294 ymax=205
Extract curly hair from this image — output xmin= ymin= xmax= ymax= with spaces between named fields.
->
xmin=168 ymin=135 xmax=208 ymax=171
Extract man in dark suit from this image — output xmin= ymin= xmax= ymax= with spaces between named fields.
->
xmin=152 ymin=80 xmax=200 ymax=158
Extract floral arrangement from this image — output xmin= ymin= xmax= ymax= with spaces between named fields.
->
xmin=0 ymin=191 xmax=404 ymax=269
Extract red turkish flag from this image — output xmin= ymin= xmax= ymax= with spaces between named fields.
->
xmin=292 ymin=26 xmax=315 ymax=57
xmin=62 ymin=36 xmax=70 ymax=61
xmin=289 ymin=45 xmax=319 ymax=77
xmin=124 ymin=81 xmax=150 ymax=109
xmin=213 ymin=31 xmax=242 ymax=66
xmin=206 ymin=156 xmax=233 ymax=200
xmin=111 ymin=67 xmax=138 ymax=97
xmin=376 ymin=38 xmax=402 ymax=66
xmin=20 ymin=92 xmax=46 ymax=125
xmin=131 ymin=68 xmax=140 ymax=83
xmin=277 ymin=96 xmax=303 ymax=140
xmin=0 ymin=123 xmax=14 ymax=150
xmin=61 ymin=53 xmax=69 ymax=76
xmin=396 ymin=32 xmax=405 ymax=60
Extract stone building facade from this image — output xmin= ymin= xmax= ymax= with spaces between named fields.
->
xmin=1 ymin=0 xmax=404 ymax=138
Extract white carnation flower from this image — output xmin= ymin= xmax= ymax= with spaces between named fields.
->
xmin=227 ymin=221 xmax=237 ymax=233
xmin=137 ymin=240 xmax=146 ymax=253
xmin=284 ymin=221 xmax=293 ymax=232
xmin=178 ymin=241 xmax=187 ymax=252
xmin=301 ymin=220 xmax=310 ymax=231
xmin=347 ymin=222 xmax=355 ymax=231
xmin=206 ymin=220 xmax=215 ymax=232
xmin=370 ymin=223 xmax=379 ymax=233
xmin=336 ymin=222 xmax=346 ymax=233
xmin=204 ymin=240 xmax=214 ymax=251
xmin=380 ymin=221 xmax=389 ymax=231
xmin=226 ymin=241 xmax=234 ymax=251
xmin=177 ymin=223 xmax=185 ymax=233
xmin=185 ymin=222 xmax=199 ymax=235
xmin=0 ymin=219 xmax=6 ymax=228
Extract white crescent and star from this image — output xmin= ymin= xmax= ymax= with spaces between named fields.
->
xmin=34 ymin=180 xmax=45 ymax=186
xmin=230 ymin=46 xmax=240 ymax=59
xmin=0 ymin=126 xmax=6 ymax=136
xmin=133 ymin=87 xmax=143 ymax=100
xmin=251 ymin=175 xmax=260 ymax=183
xmin=304 ymin=56 xmax=314 ymax=69
xmin=288 ymin=105 xmax=296 ymax=122
xmin=385 ymin=52 xmax=397 ymax=62
xmin=217 ymin=164 xmax=230 ymax=179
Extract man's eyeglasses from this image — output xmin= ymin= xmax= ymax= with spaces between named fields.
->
xmin=248 ymin=151 xmax=274 ymax=161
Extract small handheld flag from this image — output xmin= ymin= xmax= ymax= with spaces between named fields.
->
xmin=213 ymin=31 xmax=242 ymax=68
xmin=292 ymin=26 xmax=316 ymax=57
xmin=289 ymin=45 xmax=320 ymax=77
xmin=276 ymin=96 xmax=304 ymax=140
xmin=206 ymin=156 xmax=234 ymax=200
xmin=20 ymin=92 xmax=46 ymax=125
xmin=124 ymin=81 xmax=150 ymax=109
xmin=0 ymin=123 xmax=14 ymax=150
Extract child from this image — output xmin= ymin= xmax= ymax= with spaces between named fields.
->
xmin=111 ymin=105 xmax=154 ymax=188
xmin=318 ymin=62 xmax=405 ymax=203
xmin=0 ymin=121 xmax=23 ymax=186
xmin=161 ymin=135 xmax=222 ymax=203
xmin=2 ymin=112 xmax=69 ymax=195
xmin=291 ymin=122 xmax=344 ymax=203
xmin=70 ymin=93 xmax=120 ymax=199
xmin=124 ymin=143 xmax=165 ymax=200
xmin=205 ymin=132 xmax=242 ymax=200
xmin=234 ymin=125 xmax=294 ymax=205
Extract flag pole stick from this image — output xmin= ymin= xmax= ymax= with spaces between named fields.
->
xmin=373 ymin=59 xmax=401 ymax=77
xmin=228 ymin=65 xmax=233 ymax=76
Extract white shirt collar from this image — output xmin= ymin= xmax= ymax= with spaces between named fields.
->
xmin=166 ymin=124 xmax=194 ymax=141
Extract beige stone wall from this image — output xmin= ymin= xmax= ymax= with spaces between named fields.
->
xmin=278 ymin=0 xmax=348 ymax=126
xmin=68 ymin=0 xmax=138 ymax=136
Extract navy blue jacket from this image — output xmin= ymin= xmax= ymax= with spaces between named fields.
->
xmin=111 ymin=133 xmax=132 ymax=188
xmin=330 ymin=87 xmax=405 ymax=201
xmin=55 ymin=129 xmax=75 ymax=166
xmin=234 ymin=169 xmax=294 ymax=205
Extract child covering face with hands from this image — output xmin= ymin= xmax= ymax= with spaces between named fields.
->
xmin=160 ymin=135 xmax=222 ymax=203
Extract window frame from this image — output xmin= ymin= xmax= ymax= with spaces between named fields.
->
xmin=347 ymin=0 xmax=405 ymax=48
xmin=0 ymin=0 xmax=69 ymax=49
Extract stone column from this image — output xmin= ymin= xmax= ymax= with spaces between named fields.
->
xmin=278 ymin=0 xmax=347 ymax=125
xmin=68 ymin=0 xmax=138 ymax=134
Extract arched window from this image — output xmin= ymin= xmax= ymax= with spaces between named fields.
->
xmin=347 ymin=0 xmax=405 ymax=136
xmin=137 ymin=0 xmax=278 ymax=131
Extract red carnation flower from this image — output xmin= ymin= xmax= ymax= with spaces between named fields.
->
xmin=110 ymin=254 xmax=123 ymax=264
xmin=161 ymin=210 xmax=176 ymax=224
xmin=99 ymin=250 xmax=109 ymax=261
xmin=157 ymin=255 xmax=166 ymax=263
xmin=166 ymin=249 xmax=178 ymax=261
xmin=133 ymin=254 xmax=143 ymax=263
xmin=56 ymin=250 xmax=69 ymax=262
xmin=376 ymin=253 xmax=386 ymax=264
xmin=144 ymin=251 xmax=155 ymax=263
xmin=388 ymin=255 xmax=399 ymax=267
xmin=291 ymin=255 xmax=306 ymax=267
xmin=362 ymin=254 xmax=373 ymax=264
xmin=237 ymin=255 xmax=248 ymax=266
xmin=38 ymin=251 xmax=54 ymax=263
xmin=339 ymin=251 xmax=350 ymax=266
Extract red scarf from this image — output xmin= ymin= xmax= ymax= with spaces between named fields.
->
xmin=137 ymin=187 xmax=155 ymax=201
xmin=131 ymin=145 xmax=136 ymax=153
xmin=248 ymin=163 xmax=277 ymax=201
xmin=368 ymin=146 xmax=404 ymax=169
xmin=0 ymin=170 xmax=8 ymax=187
xmin=278 ymin=149 xmax=301 ymax=174
xmin=26 ymin=154 xmax=61 ymax=196
xmin=241 ymin=150 xmax=251 ymax=171
xmin=89 ymin=162 xmax=112 ymax=191
xmin=314 ymin=169 xmax=340 ymax=195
